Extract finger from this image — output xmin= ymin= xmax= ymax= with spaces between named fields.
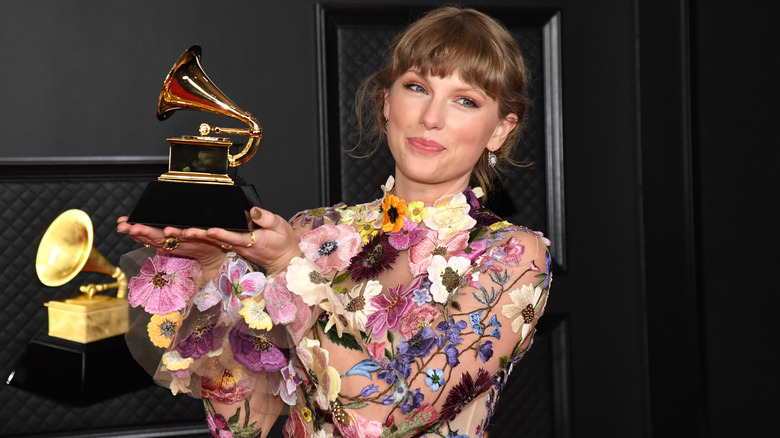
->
xmin=249 ymin=207 xmax=284 ymax=231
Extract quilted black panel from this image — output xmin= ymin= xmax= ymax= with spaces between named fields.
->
xmin=0 ymin=167 xmax=206 ymax=436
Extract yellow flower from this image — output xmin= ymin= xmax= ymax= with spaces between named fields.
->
xmin=489 ymin=220 xmax=512 ymax=231
xmin=406 ymin=200 xmax=428 ymax=223
xmin=381 ymin=194 xmax=407 ymax=232
xmin=147 ymin=311 xmax=182 ymax=348
xmin=162 ymin=350 xmax=193 ymax=371
xmin=301 ymin=407 xmax=312 ymax=423
xmin=358 ymin=222 xmax=378 ymax=244
xmin=239 ymin=298 xmax=273 ymax=331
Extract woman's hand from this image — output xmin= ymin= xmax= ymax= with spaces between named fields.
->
xmin=176 ymin=207 xmax=302 ymax=276
xmin=116 ymin=216 xmax=227 ymax=280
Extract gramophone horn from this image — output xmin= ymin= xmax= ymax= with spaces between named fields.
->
xmin=35 ymin=209 xmax=127 ymax=299
xmin=157 ymin=45 xmax=262 ymax=167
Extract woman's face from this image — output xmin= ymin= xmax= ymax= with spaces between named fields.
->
xmin=383 ymin=69 xmax=517 ymax=201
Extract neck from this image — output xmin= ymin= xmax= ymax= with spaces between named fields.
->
xmin=391 ymin=171 xmax=471 ymax=206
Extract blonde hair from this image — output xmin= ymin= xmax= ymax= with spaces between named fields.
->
xmin=355 ymin=6 xmax=531 ymax=194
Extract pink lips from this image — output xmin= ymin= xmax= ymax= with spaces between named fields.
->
xmin=408 ymin=137 xmax=445 ymax=154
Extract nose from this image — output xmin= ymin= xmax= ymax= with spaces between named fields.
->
xmin=419 ymin=99 xmax=444 ymax=130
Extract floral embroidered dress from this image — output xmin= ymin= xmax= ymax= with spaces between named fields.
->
xmin=123 ymin=176 xmax=552 ymax=438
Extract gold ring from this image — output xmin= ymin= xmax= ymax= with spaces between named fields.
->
xmin=244 ymin=231 xmax=255 ymax=248
xmin=144 ymin=244 xmax=151 ymax=248
xmin=221 ymin=243 xmax=233 ymax=251
xmin=162 ymin=237 xmax=180 ymax=251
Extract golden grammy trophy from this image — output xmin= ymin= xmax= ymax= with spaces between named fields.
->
xmin=128 ymin=45 xmax=262 ymax=230
xmin=8 ymin=209 xmax=149 ymax=405
xmin=36 ymin=209 xmax=129 ymax=343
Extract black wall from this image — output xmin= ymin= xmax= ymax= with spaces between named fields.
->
xmin=0 ymin=0 xmax=776 ymax=437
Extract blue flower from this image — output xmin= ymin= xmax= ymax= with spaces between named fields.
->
xmin=469 ymin=310 xmax=484 ymax=335
xmin=412 ymin=288 xmax=432 ymax=306
xmin=488 ymin=314 xmax=502 ymax=339
xmin=478 ymin=341 xmax=494 ymax=363
xmin=425 ymin=368 xmax=445 ymax=392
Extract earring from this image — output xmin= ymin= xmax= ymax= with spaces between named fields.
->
xmin=385 ymin=118 xmax=389 ymax=130
xmin=488 ymin=151 xmax=497 ymax=168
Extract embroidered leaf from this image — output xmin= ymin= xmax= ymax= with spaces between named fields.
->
xmin=317 ymin=320 xmax=361 ymax=351
xmin=342 ymin=401 xmax=369 ymax=409
xmin=384 ymin=348 xmax=393 ymax=359
xmin=469 ymin=226 xmax=488 ymax=243
xmin=333 ymin=286 xmax=348 ymax=294
xmin=499 ymin=355 xmax=508 ymax=368
xmin=489 ymin=270 xmax=511 ymax=286
xmin=450 ymin=300 xmax=461 ymax=311
xmin=382 ymin=405 xmax=437 ymax=438
xmin=473 ymin=286 xmax=500 ymax=306
xmin=332 ymin=271 xmax=352 ymax=285
xmin=342 ymin=359 xmax=381 ymax=379
xmin=386 ymin=330 xmax=394 ymax=344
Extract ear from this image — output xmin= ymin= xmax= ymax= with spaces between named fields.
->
xmin=383 ymin=88 xmax=391 ymax=120
xmin=486 ymin=113 xmax=519 ymax=152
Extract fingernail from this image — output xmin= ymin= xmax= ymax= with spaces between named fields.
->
xmin=251 ymin=208 xmax=262 ymax=221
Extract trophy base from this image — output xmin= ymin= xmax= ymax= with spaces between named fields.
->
xmin=128 ymin=180 xmax=261 ymax=231
xmin=7 ymin=334 xmax=152 ymax=406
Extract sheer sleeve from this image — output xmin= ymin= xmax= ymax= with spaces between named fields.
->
xmin=433 ymin=228 xmax=551 ymax=436
xmin=122 ymin=247 xmax=295 ymax=438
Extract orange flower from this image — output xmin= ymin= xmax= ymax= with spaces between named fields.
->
xmin=147 ymin=311 xmax=182 ymax=348
xmin=381 ymin=194 xmax=407 ymax=232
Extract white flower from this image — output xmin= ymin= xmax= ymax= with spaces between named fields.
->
xmin=286 ymin=257 xmax=333 ymax=306
xmin=423 ymin=192 xmax=477 ymax=240
xmin=502 ymin=283 xmax=544 ymax=340
xmin=342 ymin=280 xmax=382 ymax=332
xmin=426 ymin=255 xmax=472 ymax=303
xmin=162 ymin=350 xmax=193 ymax=371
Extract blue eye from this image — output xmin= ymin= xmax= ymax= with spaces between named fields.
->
xmin=404 ymin=83 xmax=427 ymax=94
xmin=457 ymin=97 xmax=479 ymax=108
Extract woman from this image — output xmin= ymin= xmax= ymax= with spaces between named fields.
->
xmin=118 ymin=6 xmax=551 ymax=438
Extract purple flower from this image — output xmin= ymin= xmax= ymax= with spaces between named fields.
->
xmin=400 ymin=388 xmax=424 ymax=414
xmin=464 ymin=187 xmax=502 ymax=228
xmin=444 ymin=343 xmax=460 ymax=367
xmin=397 ymin=325 xmax=436 ymax=359
xmin=478 ymin=341 xmax=494 ymax=363
xmin=360 ymin=384 xmax=379 ymax=397
xmin=229 ymin=327 xmax=287 ymax=373
xmin=175 ymin=312 xmax=225 ymax=359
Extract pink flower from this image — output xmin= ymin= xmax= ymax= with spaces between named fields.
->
xmin=299 ymin=224 xmax=361 ymax=274
xmin=502 ymin=236 xmax=525 ymax=265
xmin=409 ymin=229 xmax=469 ymax=276
xmin=387 ymin=219 xmax=427 ymax=250
xmin=366 ymin=341 xmax=386 ymax=362
xmin=264 ymin=277 xmax=297 ymax=325
xmin=333 ymin=405 xmax=383 ymax=438
xmin=286 ymin=292 xmax=313 ymax=345
xmin=365 ymin=277 xmax=421 ymax=337
xmin=127 ymin=252 xmax=198 ymax=314
xmin=399 ymin=303 xmax=440 ymax=340
xmin=282 ymin=407 xmax=310 ymax=438
xmin=218 ymin=259 xmax=266 ymax=320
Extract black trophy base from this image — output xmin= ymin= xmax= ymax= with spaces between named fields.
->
xmin=7 ymin=334 xmax=153 ymax=406
xmin=128 ymin=180 xmax=262 ymax=231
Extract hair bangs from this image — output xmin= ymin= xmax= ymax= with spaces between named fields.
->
xmin=391 ymin=13 xmax=507 ymax=99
